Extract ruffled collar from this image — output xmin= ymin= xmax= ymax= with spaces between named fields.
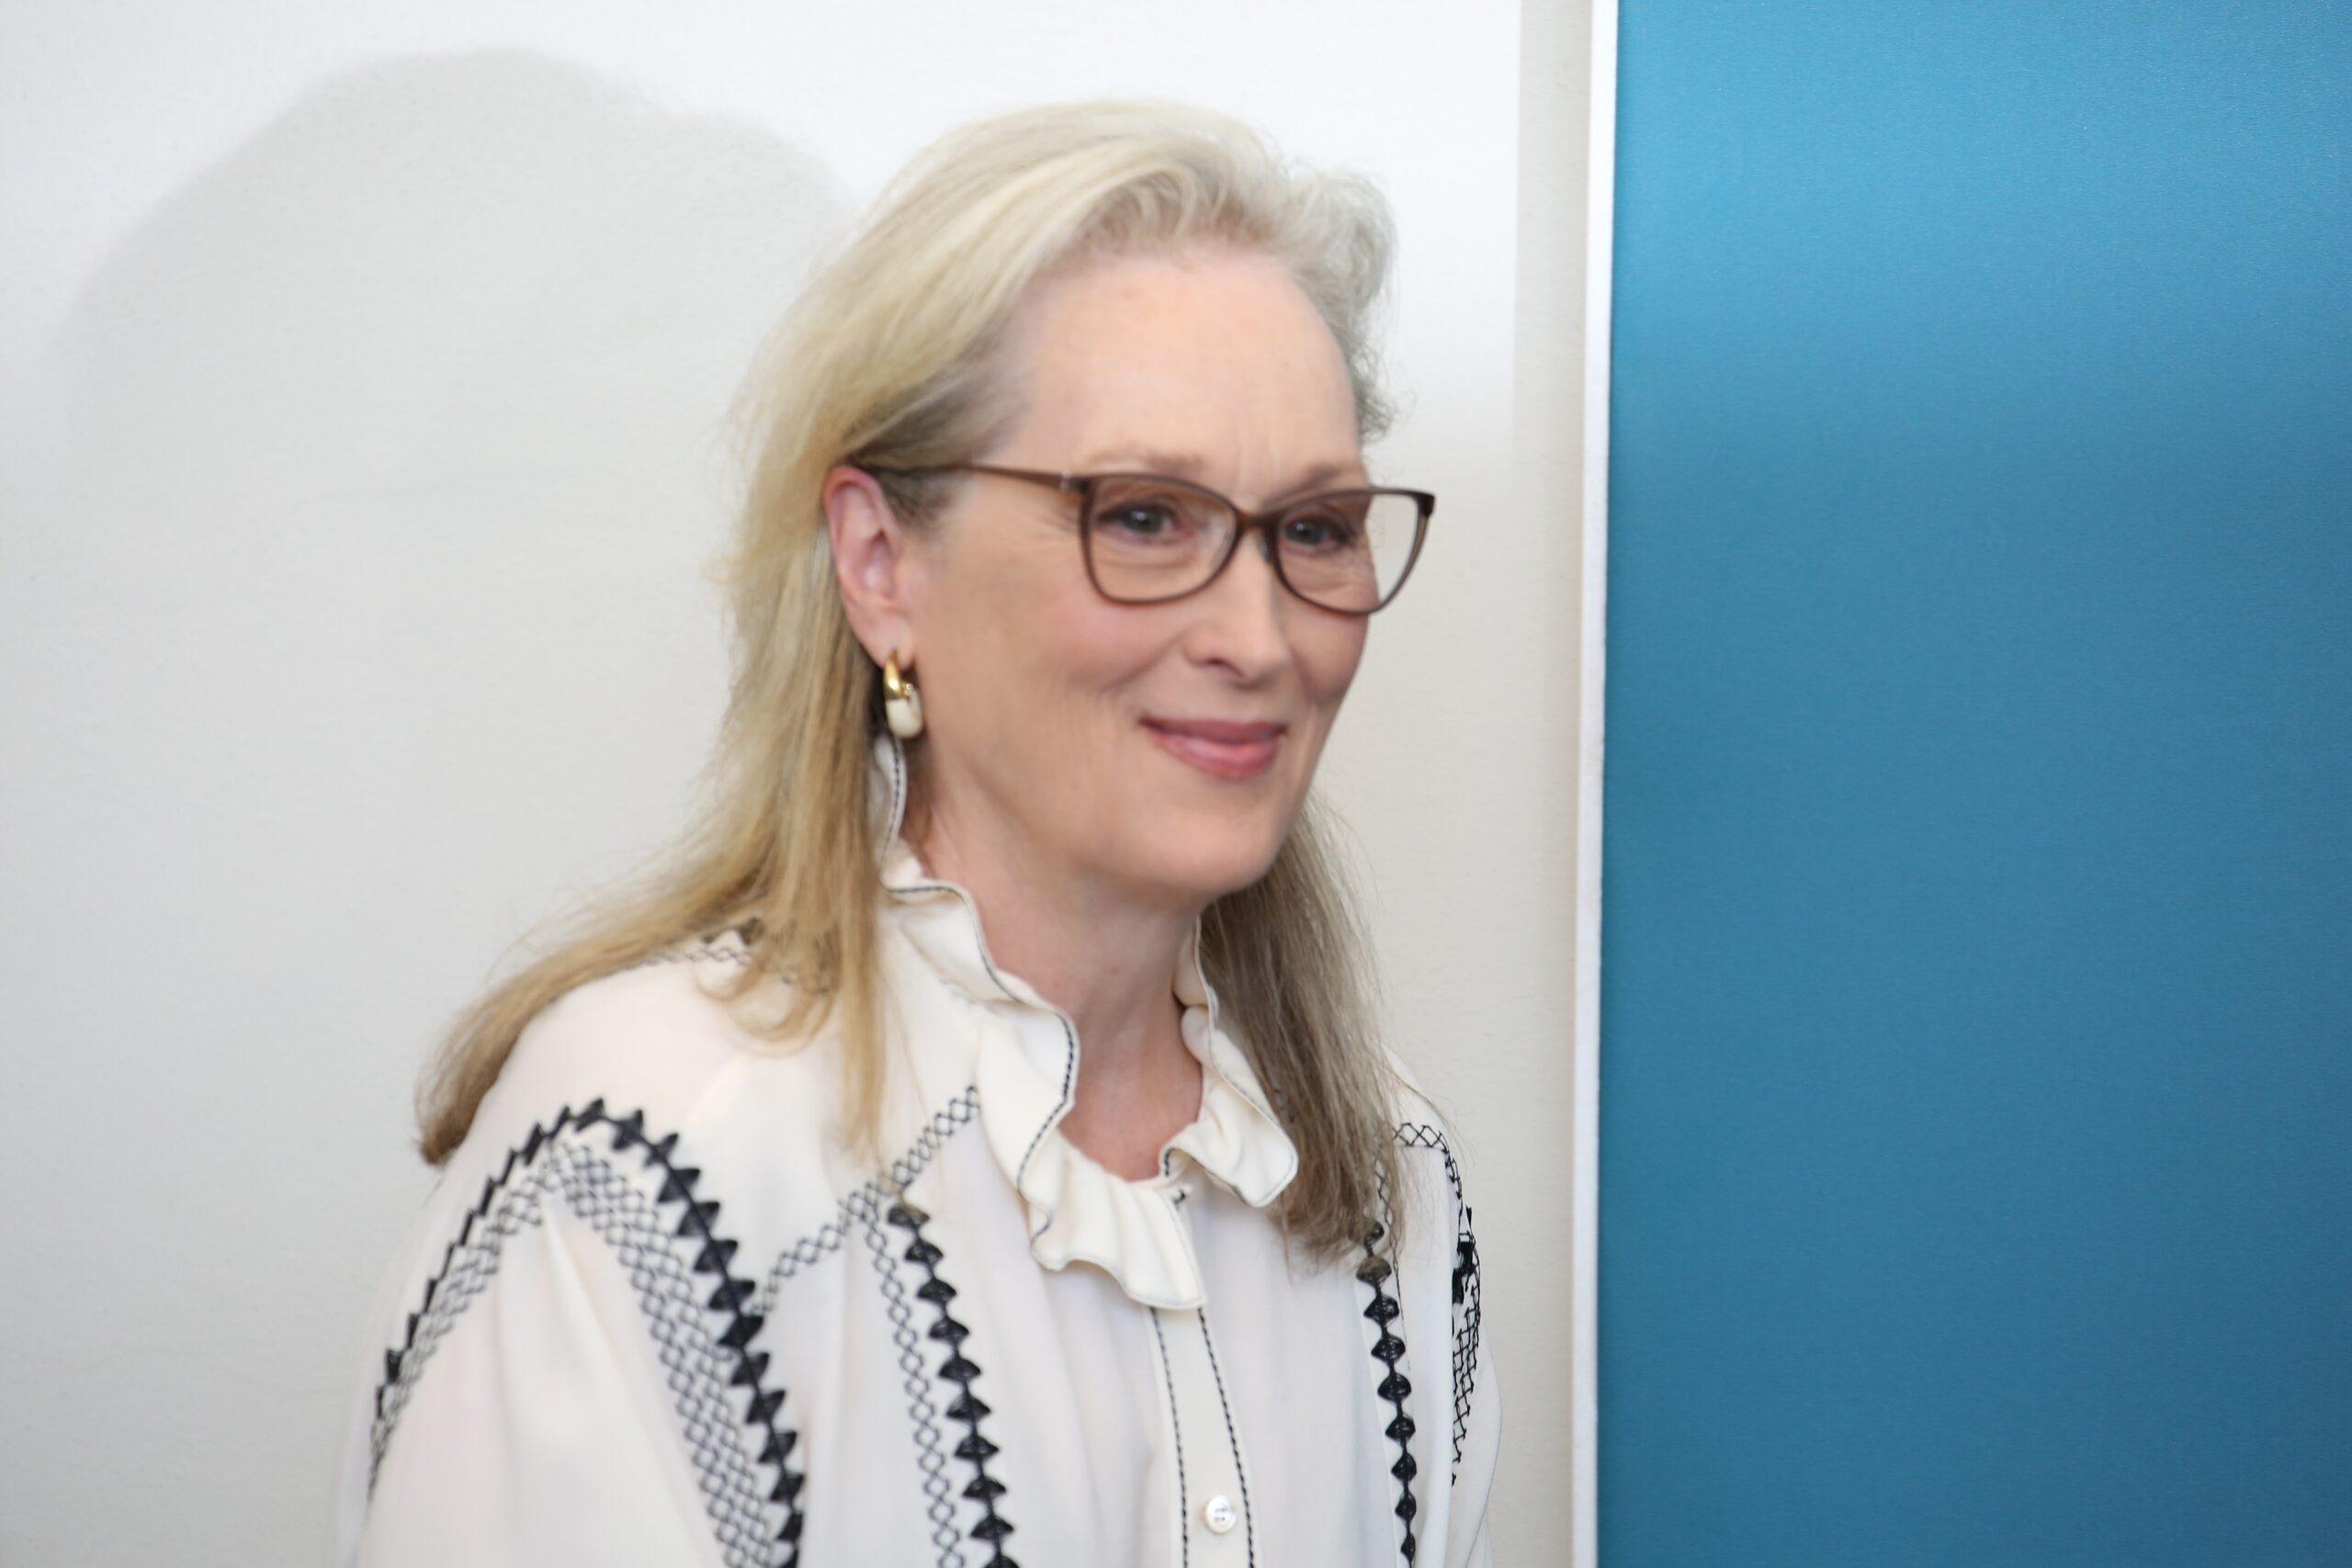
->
xmin=864 ymin=728 xmax=1299 ymax=1309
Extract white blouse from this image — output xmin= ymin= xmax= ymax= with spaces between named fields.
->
xmin=332 ymin=728 xmax=1501 ymax=1567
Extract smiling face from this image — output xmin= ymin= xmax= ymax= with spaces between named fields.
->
xmin=881 ymin=243 xmax=1374 ymax=910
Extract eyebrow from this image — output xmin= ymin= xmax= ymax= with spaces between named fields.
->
xmin=1075 ymin=446 xmax=1369 ymax=502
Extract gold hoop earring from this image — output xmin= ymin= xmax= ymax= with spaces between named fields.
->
xmin=882 ymin=651 xmax=924 ymax=739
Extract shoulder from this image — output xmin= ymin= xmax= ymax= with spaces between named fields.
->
xmin=1374 ymin=1042 xmax=1482 ymax=1235
xmin=346 ymin=932 xmax=827 ymax=1556
xmin=380 ymin=931 xmax=855 ymax=1355
xmin=1378 ymin=1042 xmax=1469 ymax=1156
xmin=452 ymin=929 xmax=837 ymax=1190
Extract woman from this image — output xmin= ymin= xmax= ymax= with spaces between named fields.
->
xmin=333 ymin=96 xmax=1499 ymax=1568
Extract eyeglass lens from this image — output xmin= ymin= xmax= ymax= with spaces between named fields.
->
xmin=1083 ymin=475 xmax=1419 ymax=612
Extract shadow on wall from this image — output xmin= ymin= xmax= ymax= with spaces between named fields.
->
xmin=3 ymin=51 xmax=845 ymax=1565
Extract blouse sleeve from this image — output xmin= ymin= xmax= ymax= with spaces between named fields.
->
xmin=1443 ymin=1173 xmax=1502 ymax=1568
xmin=1448 ymin=1294 xmax=1501 ymax=1567
xmin=333 ymin=1145 xmax=727 ymax=1568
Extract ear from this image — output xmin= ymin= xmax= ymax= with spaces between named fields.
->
xmin=824 ymin=463 xmax=920 ymax=668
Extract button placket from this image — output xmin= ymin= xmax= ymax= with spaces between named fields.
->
xmin=1155 ymin=1303 xmax=1254 ymax=1556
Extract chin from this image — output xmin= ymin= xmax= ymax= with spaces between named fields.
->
xmin=1139 ymin=820 xmax=1284 ymax=899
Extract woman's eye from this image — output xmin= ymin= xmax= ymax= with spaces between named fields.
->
xmin=1101 ymin=503 xmax=1193 ymax=539
xmin=1283 ymin=512 xmax=1359 ymax=552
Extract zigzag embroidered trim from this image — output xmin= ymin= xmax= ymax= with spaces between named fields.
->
xmin=860 ymin=1187 xmax=1005 ymax=1568
xmin=613 ymin=929 xmax=758 ymax=974
xmin=888 ymin=1200 xmax=1018 ymax=1565
xmin=1396 ymin=1122 xmax=1483 ymax=1483
xmin=753 ymin=1087 xmax=982 ymax=1317
xmin=1358 ymin=1171 xmax=1420 ymax=1565
xmin=368 ymin=1100 xmax=808 ymax=1567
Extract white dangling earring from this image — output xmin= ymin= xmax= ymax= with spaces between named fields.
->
xmin=882 ymin=651 xmax=924 ymax=739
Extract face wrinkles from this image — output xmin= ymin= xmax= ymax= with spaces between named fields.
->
xmin=909 ymin=243 xmax=1372 ymax=911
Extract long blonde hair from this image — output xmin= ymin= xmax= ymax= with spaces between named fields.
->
xmin=416 ymin=96 xmax=1423 ymax=1266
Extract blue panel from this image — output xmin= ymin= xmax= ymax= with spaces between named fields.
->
xmin=1601 ymin=6 xmax=2350 ymax=1564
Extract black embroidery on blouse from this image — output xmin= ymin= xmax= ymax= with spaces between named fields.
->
xmin=888 ymin=1201 xmax=1017 ymax=1565
xmin=1195 ymin=1303 xmax=1260 ymax=1568
xmin=754 ymin=1086 xmax=981 ymax=1315
xmin=1396 ymin=1121 xmax=1483 ymax=1483
xmin=613 ymin=922 xmax=761 ymax=974
xmin=1358 ymin=1179 xmax=1421 ymax=1565
xmin=863 ymin=1190 xmax=1019 ymax=1568
xmin=368 ymin=1100 xmax=807 ymax=1567
xmin=1148 ymin=1309 xmax=1191 ymax=1568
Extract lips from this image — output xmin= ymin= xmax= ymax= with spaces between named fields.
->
xmin=1141 ymin=716 xmax=1287 ymax=780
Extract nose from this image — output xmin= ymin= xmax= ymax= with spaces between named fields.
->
xmin=1186 ymin=523 xmax=1295 ymax=677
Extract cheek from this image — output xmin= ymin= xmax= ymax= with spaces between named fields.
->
xmin=1297 ymin=619 xmax=1371 ymax=708
xmin=954 ymin=538 xmax=1145 ymax=697
xmin=1031 ymin=591 xmax=1169 ymax=698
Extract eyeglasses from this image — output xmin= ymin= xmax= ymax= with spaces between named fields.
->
xmin=860 ymin=462 xmax=1434 ymax=615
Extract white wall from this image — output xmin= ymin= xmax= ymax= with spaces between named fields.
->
xmin=0 ymin=5 xmax=1596 ymax=1562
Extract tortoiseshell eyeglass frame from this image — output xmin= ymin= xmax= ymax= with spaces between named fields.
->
xmin=858 ymin=461 xmax=1435 ymax=615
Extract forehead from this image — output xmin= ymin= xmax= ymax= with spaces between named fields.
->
xmin=995 ymin=246 xmax=1362 ymax=476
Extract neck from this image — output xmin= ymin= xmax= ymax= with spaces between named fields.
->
xmin=906 ymin=777 xmax=1205 ymax=1179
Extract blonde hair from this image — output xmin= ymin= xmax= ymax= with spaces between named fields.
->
xmin=415 ymin=96 xmax=1423 ymax=1267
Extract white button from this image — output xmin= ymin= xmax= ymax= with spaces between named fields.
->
xmin=1202 ymin=1494 xmax=1238 ymax=1534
